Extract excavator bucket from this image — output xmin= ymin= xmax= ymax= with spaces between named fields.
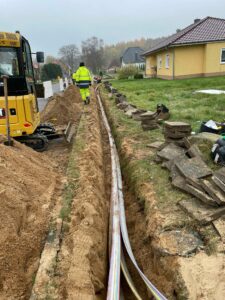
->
xmin=37 ymin=122 xmax=76 ymax=144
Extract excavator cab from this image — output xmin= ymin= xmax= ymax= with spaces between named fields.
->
xmin=0 ymin=31 xmax=51 ymax=151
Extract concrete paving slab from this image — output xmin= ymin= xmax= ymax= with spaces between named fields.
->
xmin=179 ymin=198 xmax=225 ymax=225
xmin=175 ymin=156 xmax=212 ymax=180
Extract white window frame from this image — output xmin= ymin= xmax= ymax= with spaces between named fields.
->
xmin=220 ymin=48 xmax=225 ymax=64
xmin=157 ymin=56 xmax=162 ymax=69
xmin=165 ymin=54 xmax=170 ymax=69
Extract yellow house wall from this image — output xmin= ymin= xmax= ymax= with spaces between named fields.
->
xmin=174 ymin=45 xmax=205 ymax=77
xmin=156 ymin=50 xmax=173 ymax=78
xmin=145 ymin=51 xmax=173 ymax=78
xmin=204 ymin=42 xmax=225 ymax=75
xmin=145 ymin=55 xmax=157 ymax=76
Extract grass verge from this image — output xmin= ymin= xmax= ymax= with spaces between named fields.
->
xmin=111 ymin=76 xmax=225 ymax=132
xmin=59 ymin=115 xmax=85 ymax=221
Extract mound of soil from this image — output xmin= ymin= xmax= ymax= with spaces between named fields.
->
xmin=41 ymin=85 xmax=82 ymax=125
xmin=0 ymin=139 xmax=58 ymax=299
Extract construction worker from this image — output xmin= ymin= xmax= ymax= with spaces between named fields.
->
xmin=73 ymin=62 xmax=92 ymax=105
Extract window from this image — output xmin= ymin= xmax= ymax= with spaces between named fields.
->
xmin=221 ymin=49 xmax=225 ymax=64
xmin=165 ymin=54 xmax=170 ymax=69
xmin=23 ymin=41 xmax=33 ymax=77
xmin=157 ymin=56 xmax=162 ymax=69
xmin=0 ymin=47 xmax=19 ymax=76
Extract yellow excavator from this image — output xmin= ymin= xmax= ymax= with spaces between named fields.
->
xmin=0 ymin=31 xmax=60 ymax=151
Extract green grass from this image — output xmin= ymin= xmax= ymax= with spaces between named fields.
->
xmin=101 ymin=76 xmax=225 ymax=248
xmin=111 ymin=76 xmax=225 ymax=131
xmin=102 ymin=89 xmax=189 ymax=215
xmin=59 ymin=116 xmax=85 ymax=221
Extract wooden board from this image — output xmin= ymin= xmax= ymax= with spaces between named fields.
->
xmin=179 ymin=198 xmax=225 ymax=225
xmin=164 ymin=130 xmax=191 ymax=139
xmin=212 ymin=175 xmax=225 ymax=194
xmin=186 ymin=177 xmax=205 ymax=192
xmin=172 ymin=173 xmax=186 ymax=189
xmin=175 ymin=156 xmax=212 ymax=180
xmin=184 ymin=184 xmax=217 ymax=206
xmin=201 ymin=179 xmax=225 ymax=205
xmin=139 ymin=111 xmax=156 ymax=120
xmin=157 ymin=143 xmax=186 ymax=161
xmin=187 ymin=144 xmax=202 ymax=158
xmin=164 ymin=121 xmax=191 ymax=130
xmin=214 ymin=167 xmax=225 ymax=184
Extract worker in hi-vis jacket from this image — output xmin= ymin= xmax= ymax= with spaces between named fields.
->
xmin=73 ymin=62 xmax=92 ymax=105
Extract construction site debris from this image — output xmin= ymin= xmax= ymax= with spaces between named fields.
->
xmin=179 ymin=198 xmax=225 ymax=225
xmin=132 ymin=109 xmax=147 ymax=121
xmin=175 ymin=156 xmax=212 ymax=180
xmin=163 ymin=121 xmax=192 ymax=144
xmin=139 ymin=111 xmax=159 ymax=130
xmin=212 ymin=175 xmax=225 ymax=193
xmin=157 ymin=139 xmax=225 ymax=223
xmin=201 ymin=179 xmax=225 ymax=205
xmin=157 ymin=143 xmax=186 ymax=161
xmin=125 ymin=108 xmax=138 ymax=118
xmin=41 ymin=85 xmax=82 ymax=125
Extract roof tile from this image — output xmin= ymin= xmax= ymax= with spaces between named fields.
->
xmin=144 ymin=17 xmax=225 ymax=55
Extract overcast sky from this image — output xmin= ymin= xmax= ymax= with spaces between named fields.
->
xmin=1 ymin=0 xmax=225 ymax=56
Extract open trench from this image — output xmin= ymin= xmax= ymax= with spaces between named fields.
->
xmin=0 ymin=85 xmax=171 ymax=299
xmin=32 ymin=88 xmax=173 ymax=299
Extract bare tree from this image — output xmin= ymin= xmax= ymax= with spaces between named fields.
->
xmin=82 ymin=37 xmax=104 ymax=74
xmin=58 ymin=44 xmax=81 ymax=73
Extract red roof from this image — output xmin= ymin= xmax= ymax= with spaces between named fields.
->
xmin=143 ymin=17 xmax=225 ymax=55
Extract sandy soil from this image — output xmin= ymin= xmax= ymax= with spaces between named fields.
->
xmin=57 ymin=91 xmax=110 ymax=299
xmin=0 ymin=85 xmax=83 ymax=299
xmin=41 ymin=85 xmax=82 ymax=126
xmin=0 ymin=140 xmax=58 ymax=299
xmin=179 ymin=252 xmax=225 ymax=299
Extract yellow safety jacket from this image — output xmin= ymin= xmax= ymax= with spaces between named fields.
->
xmin=73 ymin=66 xmax=91 ymax=89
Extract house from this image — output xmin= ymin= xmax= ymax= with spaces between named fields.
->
xmin=121 ymin=47 xmax=145 ymax=69
xmin=143 ymin=17 xmax=225 ymax=79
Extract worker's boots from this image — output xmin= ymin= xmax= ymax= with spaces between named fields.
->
xmin=86 ymin=97 xmax=90 ymax=104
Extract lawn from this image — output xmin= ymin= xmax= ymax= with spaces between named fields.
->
xmin=101 ymin=76 xmax=225 ymax=251
xmin=111 ymin=76 xmax=225 ymax=132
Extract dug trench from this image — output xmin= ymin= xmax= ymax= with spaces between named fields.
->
xmin=30 ymin=87 xmax=152 ymax=299
xmin=1 ymin=83 xmax=212 ymax=299
xmin=29 ymin=87 xmax=117 ymax=300
xmin=100 ymin=85 xmax=225 ymax=300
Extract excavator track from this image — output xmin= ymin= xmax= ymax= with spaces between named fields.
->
xmin=16 ymin=134 xmax=49 ymax=152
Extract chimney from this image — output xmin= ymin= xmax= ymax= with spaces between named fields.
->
xmin=194 ymin=18 xmax=201 ymax=23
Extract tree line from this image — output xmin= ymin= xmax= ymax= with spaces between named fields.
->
xmin=41 ymin=35 xmax=166 ymax=80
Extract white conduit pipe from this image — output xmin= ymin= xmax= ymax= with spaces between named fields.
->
xmin=96 ymin=87 xmax=168 ymax=300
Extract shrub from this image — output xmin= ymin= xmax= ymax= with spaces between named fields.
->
xmin=117 ymin=65 xmax=139 ymax=80
xmin=134 ymin=73 xmax=144 ymax=79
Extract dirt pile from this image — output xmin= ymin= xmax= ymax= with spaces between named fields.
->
xmin=0 ymin=139 xmax=58 ymax=299
xmin=41 ymin=85 xmax=82 ymax=125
